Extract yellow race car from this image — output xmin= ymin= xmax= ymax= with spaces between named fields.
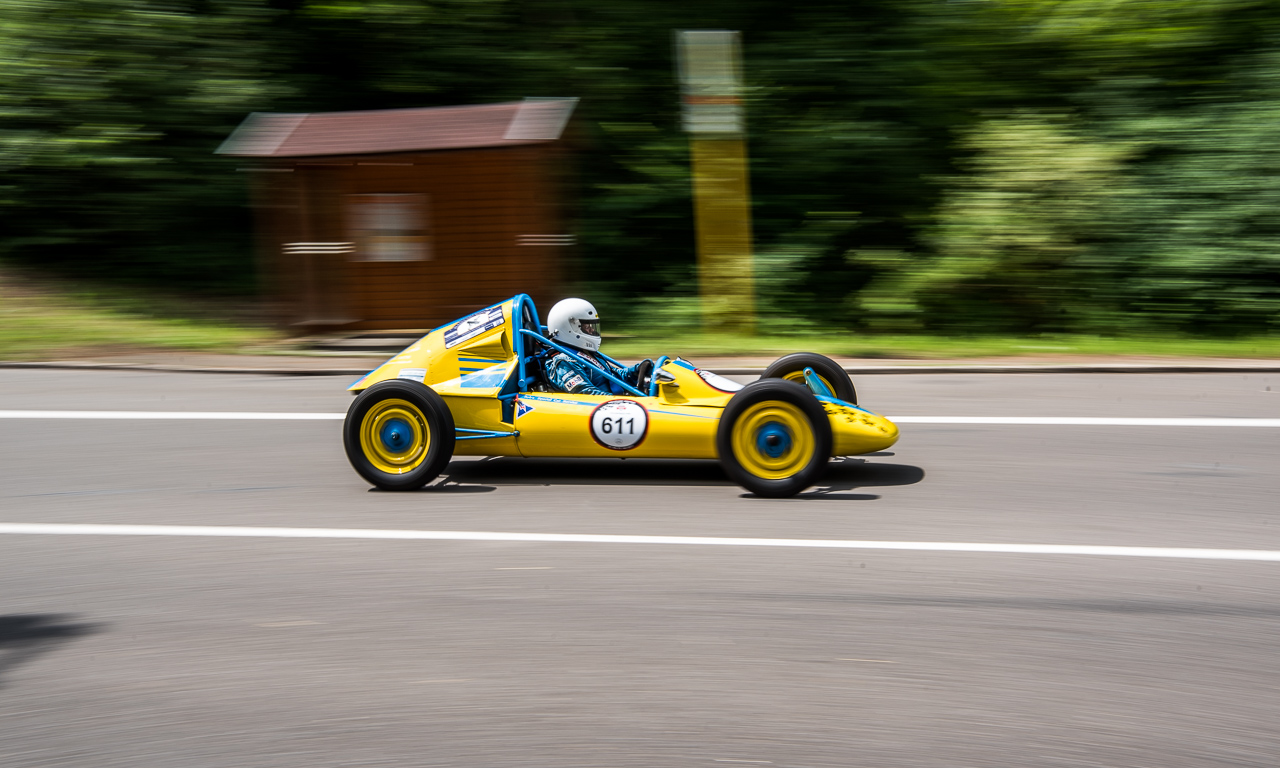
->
xmin=343 ymin=295 xmax=898 ymax=497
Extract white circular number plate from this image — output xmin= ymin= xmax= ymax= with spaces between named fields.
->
xmin=591 ymin=400 xmax=648 ymax=450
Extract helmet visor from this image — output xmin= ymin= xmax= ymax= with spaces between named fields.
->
xmin=578 ymin=319 xmax=600 ymax=337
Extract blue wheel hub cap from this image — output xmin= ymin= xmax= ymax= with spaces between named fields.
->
xmin=380 ymin=418 xmax=413 ymax=453
xmin=756 ymin=423 xmax=792 ymax=458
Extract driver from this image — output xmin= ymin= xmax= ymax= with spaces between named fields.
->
xmin=543 ymin=298 xmax=648 ymax=396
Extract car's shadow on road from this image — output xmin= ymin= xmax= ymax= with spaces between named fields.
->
xmin=0 ymin=614 xmax=100 ymax=688
xmin=370 ymin=484 xmax=497 ymax=494
xmin=792 ymin=457 xmax=926 ymax=501
xmin=432 ymin=455 xmax=924 ymax=499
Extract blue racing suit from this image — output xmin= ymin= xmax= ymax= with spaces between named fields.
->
xmin=544 ymin=347 xmax=645 ymax=396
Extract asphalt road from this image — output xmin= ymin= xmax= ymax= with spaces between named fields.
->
xmin=2 ymin=369 xmax=1279 ymax=767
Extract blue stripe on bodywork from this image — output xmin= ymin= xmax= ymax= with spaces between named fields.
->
xmin=815 ymin=394 xmax=877 ymax=415
xmin=648 ymin=409 xmax=719 ymax=420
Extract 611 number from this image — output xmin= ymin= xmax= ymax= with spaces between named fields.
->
xmin=600 ymin=417 xmax=635 ymax=434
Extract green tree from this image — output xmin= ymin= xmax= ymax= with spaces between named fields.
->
xmin=853 ymin=113 xmax=1133 ymax=332
xmin=0 ymin=0 xmax=286 ymax=290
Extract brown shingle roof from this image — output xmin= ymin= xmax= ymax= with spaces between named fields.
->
xmin=216 ymin=98 xmax=577 ymax=158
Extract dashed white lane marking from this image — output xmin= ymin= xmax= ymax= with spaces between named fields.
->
xmin=2 ymin=523 xmax=1280 ymax=561
xmin=1 ymin=411 xmax=1278 ymax=427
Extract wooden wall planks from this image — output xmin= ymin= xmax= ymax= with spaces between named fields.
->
xmin=257 ymin=144 xmax=567 ymax=331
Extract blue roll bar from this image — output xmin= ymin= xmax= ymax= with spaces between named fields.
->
xmin=516 ymin=328 xmax=646 ymax=397
xmin=510 ymin=294 xmax=542 ymax=392
xmin=649 ymin=355 xmax=670 ymax=396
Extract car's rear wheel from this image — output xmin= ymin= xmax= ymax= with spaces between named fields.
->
xmin=761 ymin=352 xmax=856 ymax=404
xmin=716 ymin=379 xmax=833 ymax=498
xmin=344 ymin=380 xmax=455 ymax=491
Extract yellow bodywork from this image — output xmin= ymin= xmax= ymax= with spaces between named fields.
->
xmin=349 ymin=298 xmax=898 ymax=459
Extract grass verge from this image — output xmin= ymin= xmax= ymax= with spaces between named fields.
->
xmin=1 ymin=269 xmax=279 ymax=360
xmin=5 ymin=267 xmax=1278 ymax=362
xmin=607 ymin=332 xmax=1280 ymax=360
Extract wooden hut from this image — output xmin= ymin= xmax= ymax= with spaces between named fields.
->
xmin=217 ymin=98 xmax=577 ymax=331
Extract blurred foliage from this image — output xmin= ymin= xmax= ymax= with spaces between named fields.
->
xmin=0 ymin=0 xmax=286 ymax=291
xmin=2 ymin=0 xmax=1280 ymax=334
xmin=606 ymin=329 xmax=1280 ymax=360
xmin=852 ymin=113 xmax=1137 ymax=332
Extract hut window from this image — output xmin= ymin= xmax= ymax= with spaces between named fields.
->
xmin=348 ymin=194 xmax=430 ymax=261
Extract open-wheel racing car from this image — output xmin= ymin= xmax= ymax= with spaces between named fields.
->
xmin=343 ymin=295 xmax=898 ymax=498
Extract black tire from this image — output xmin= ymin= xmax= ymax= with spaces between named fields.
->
xmin=761 ymin=352 xmax=856 ymax=404
xmin=344 ymin=380 xmax=456 ymax=491
xmin=716 ymin=379 xmax=833 ymax=498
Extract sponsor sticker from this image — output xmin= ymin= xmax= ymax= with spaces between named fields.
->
xmin=521 ymin=395 xmax=593 ymax=407
xmin=444 ymin=306 xmax=505 ymax=349
xmin=397 ymin=368 xmax=426 ymax=383
xmin=564 ymin=374 xmax=587 ymax=392
xmin=515 ymin=397 xmax=535 ymax=418
xmin=590 ymin=399 xmax=648 ymax=450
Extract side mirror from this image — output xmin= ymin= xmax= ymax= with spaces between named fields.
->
xmin=654 ymin=369 xmax=678 ymax=387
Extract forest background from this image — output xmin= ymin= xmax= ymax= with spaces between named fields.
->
xmin=3 ymin=0 xmax=1280 ymax=340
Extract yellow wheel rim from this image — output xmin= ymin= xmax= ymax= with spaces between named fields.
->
xmin=359 ymin=398 xmax=430 ymax=475
xmin=730 ymin=401 xmax=816 ymax=480
xmin=783 ymin=369 xmax=834 ymax=396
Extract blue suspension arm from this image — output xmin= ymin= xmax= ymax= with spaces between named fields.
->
xmin=456 ymin=427 xmax=519 ymax=441
xmin=802 ymin=367 xmax=835 ymax=398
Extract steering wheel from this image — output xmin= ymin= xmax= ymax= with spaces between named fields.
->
xmin=634 ymin=358 xmax=654 ymax=396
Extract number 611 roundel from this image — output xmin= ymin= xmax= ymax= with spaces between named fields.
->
xmin=590 ymin=399 xmax=649 ymax=450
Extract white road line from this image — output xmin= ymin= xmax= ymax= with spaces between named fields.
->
xmin=0 ymin=411 xmax=343 ymax=420
xmin=1 ymin=411 xmax=1279 ymax=427
xmin=891 ymin=416 xmax=1280 ymax=427
xmin=2 ymin=523 xmax=1280 ymax=561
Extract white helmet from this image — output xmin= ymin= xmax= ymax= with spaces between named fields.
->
xmin=547 ymin=298 xmax=601 ymax=352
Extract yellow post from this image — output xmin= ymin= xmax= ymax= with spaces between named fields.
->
xmin=678 ymin=30 xmax=756 ymax=334
xmin=689 ymin=136 xmax=756 ymax=333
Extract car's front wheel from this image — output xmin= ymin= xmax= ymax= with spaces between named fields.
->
xmin=344 ymin=380 xmax=455 ymax=491
xmin=761 ymin=352 xmax=857 ymax=404
xmin=716 ymin=379 xmax=833 ymax=498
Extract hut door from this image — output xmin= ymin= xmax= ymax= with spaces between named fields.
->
xmin=347 ymin=194 xmax=432 ymax=327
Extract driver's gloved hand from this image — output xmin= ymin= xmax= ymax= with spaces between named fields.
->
xmin=625 ymin=359 xmax=655 ymax=387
